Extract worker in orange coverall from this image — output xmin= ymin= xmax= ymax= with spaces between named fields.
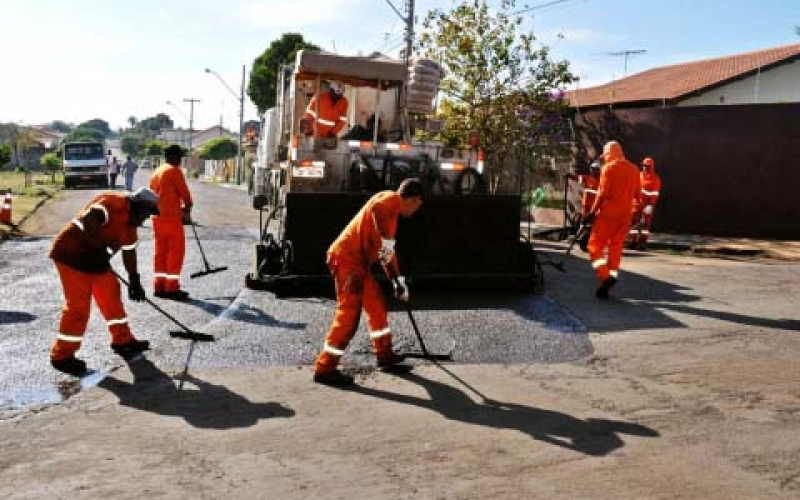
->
xmin=627 ymin=157 xmax=662 ymax=250
xmin=585 ymin=141 xmax=642 ymax=299
xmin=149 ymin=144 xmax=194 ymax=301
xmin=49 ymin=188 xmax=160 ymax=376
xmin=304 ymin=80 xmax=349 ymax=138
xmin=567 ymin=159 xmax=601 ymax=224
xmin=313 ymin=178 xmax=425 ymax=386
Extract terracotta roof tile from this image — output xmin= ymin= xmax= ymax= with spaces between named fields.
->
xmin=567 ymin=42 xmax=800 ymax=108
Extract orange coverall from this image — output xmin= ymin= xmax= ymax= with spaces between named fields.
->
xmin=304 ymin=91 xmax=349 ymax=138
xmin=49 ymin=194 xmax=139 ymax=360
xmin=587 ymin=142 xmax=642 ymax=282
xmin=149 ymin=163 xmax=193 ymax=293
xmin=568 ymin=172 xmax=600 ymax=219
xmin=628 ymin=158 xmax=662 ymax=248
xmin=315 ymin=191 xmax=402 ymax=375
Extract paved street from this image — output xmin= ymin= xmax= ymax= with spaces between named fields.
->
xmin=1 ymin=179 xmax=799 ymax=499
xmin=0 ymin=179 xmax=587 ymax=417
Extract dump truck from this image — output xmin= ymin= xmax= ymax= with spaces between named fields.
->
xmin=245 ymin=50 xmax=542 ymax=292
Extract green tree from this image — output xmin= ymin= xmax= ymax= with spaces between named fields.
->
xmin=78 ymin=119 xmax=112 ymax=137
xmin=248 ymin=33 xmax=319 ymax=113
xmin=418 ymin=0 xmax=576 ymax=192
xmin=142 ymin=139 xmax=166 ymax=157
xmin=197 ymin=137 xmax=237 ymax=180
xmin=128 ymin=116 xmax=137 ymax=128
xmin=47 ymin=120 xmax=73 ymax=133
xmin=0 ymin=144 xmax=12 ymax=169
xmin=66 ymin=127 xmax=106 ymax=143
xmin=120 ymin=133 xmax=144 ymax=156
xmin=40 ymin=152 xmax=61 ymax=182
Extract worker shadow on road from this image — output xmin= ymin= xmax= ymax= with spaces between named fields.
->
xmin=98 ymin=356 xmax=295 ymax=429
xmin=0 ymin=310 xmax=36 ymax=325
xmin=350 ymin=367 xmax=659 ymax=456
xmin=539 ymin=248 xmax=800 ymax=333
xmin=181 ymin=296 xmax=306 ymax=330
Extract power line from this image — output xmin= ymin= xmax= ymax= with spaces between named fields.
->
xmin=512 ymin=0 xmax=574 ymax=15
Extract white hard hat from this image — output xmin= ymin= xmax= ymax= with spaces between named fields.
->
xmin=328 ymin=80 xmax=344 ymax=96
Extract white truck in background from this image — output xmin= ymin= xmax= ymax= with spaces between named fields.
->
xmin=62 ymin=141 xmax=109 ymax=189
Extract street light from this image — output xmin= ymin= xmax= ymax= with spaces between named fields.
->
xmin=205 ymin=66 xmax=245 ymax=185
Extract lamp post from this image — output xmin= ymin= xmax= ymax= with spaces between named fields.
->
xmin=166 ymin=100 xmax=191 ymax=149
xmin=205 ymin=66 xmax=245 ymax=185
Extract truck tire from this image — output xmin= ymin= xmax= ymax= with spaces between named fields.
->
xmin=453 ymin=167 xmax=487 ymax=195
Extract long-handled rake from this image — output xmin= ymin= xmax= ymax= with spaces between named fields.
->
xmin=113 ymin=270 xmax=215 ymax=342
xmin=388 ymin=275 xmax=453 ymax=362
xmin=188 ymin=222 xmax=228 ymax=279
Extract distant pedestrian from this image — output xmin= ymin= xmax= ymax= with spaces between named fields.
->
xmin=123 ymin=156 xmax=139 ymax=191
xmin=108 ymin=157 xmax=120 ymax=188
xmin=585 ymin=141 xmax=642 ymax=299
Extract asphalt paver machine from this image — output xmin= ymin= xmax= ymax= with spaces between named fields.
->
xmin=246 ymin=50 xmax=542 ymax=293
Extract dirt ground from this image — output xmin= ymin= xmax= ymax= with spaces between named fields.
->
xmin=2 ymin=185 xmax=799 ymax=499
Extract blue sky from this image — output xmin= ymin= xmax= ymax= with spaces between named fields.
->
xmin=1 ymin=0 xmax=799 ymax=131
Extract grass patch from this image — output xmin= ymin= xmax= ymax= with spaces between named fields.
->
xmin=0 ymin=171 xmax=62 ymax=228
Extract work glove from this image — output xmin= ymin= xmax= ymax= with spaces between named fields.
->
xmin=182 ymin=207 xmax=192 ymax=225
xmin=326 ymin=130 xmax=337 ymax=138
xmin=378 ymin=238 xmax=395 ymax=265
xmin=643 ymin=205 xmax=653 ymax=215
xmin=393 ymin=275 xmax=409 ymax=302
xmin=128 ymin=273 xmax=146 ymax=302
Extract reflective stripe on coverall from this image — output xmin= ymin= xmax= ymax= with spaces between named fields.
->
xmin=629 ymin=158 xmax=662 ymax=246
xmin=304 ymin=92 xmax=349 ymax=138
xmin=150 ymin=164 xmax=193 ymax=292
xmin=315 ymin=191 xmax=402 ymax=374
xmin=587 ymin=142 xmax=642 ymax=281
xmin=48 ymin=193 xmax=139 ymax=360
xmin=50 ymin=263 xmax=135 ymax=360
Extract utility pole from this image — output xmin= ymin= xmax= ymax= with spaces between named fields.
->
xmin=607 ymin=49 xmax=647 ymax=77
xmin=183 ymin=98 xmax=200 ymax=173
xmin=404 ymin=0 xmax=414 ymax=63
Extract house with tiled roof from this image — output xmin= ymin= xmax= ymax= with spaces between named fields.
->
xmin=566 ymin=43 xmax=800 ymax=239
xmin=568 ymin=42 xmax=800 ymax=109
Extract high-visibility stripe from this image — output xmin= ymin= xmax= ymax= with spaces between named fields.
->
xmin=585 ymin=189 xmax=598 ymax=194
xmin=164 ymin=274 xmax=181 ymax=280
xmin=107 ymin=317 xmax=129 ymax=327
xmin=642 ymin=190 xmax=660 ymax=196
xmin=89 ymin=204 xmax=109 ymax=224
xmin=154 ymin=272 xmax=169 ymax=278
xmin=323 ymin=343 xmax=345 ymax=356
xmin=591 ymin=258 xmax=607 ymax=269
xmin=317 ymin=118 xmax=336 ymax=126
xmin=609 ymin=269 xmax=619 ymax=278
xmin=71 ymin=219 xmax=85 ymax=231
xmin=307 ymin=110 xmax=318 ymax=118
xmin=338 ymin=115 xmax=347 ymax=122
xmin=641 ymin=230 xmax=650 ymax=235
xmin=629 ymin=230 xmax=640 ymax=235
xmin=370 ymin=327 xmax=391 ymax=339
xmin=57 ymin=333 xmax=83 ymax=343
xmin=121 ymin=241 xmax=138 ymax=251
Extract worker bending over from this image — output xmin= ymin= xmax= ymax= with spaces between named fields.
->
xmin=627 ymin=157 xmax=662 ymax=250
xmin=49 ymin=188 xmax=160 ymax=376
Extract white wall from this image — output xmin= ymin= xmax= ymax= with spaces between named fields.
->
xmin=680 ymin=59 xmax=800 ymax=106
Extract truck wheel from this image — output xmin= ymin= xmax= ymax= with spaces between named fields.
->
xmin=454 ymin=167 xmax=487 ymax=195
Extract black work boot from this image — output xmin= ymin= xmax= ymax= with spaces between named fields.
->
xmin=154 ymin=290 xmax=189 ymax=301
xmin=313 ymin=369 xmax=354 ymax=387
xmin=595 ymin=276 xmax=617 ymax=299
xmin=51 ymin=356 xmax=88 ymax=377
xmin=377 ymin=352 xmax=407 ymax=368
xmin=111 ymin=339 xmax=150 ymax=360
